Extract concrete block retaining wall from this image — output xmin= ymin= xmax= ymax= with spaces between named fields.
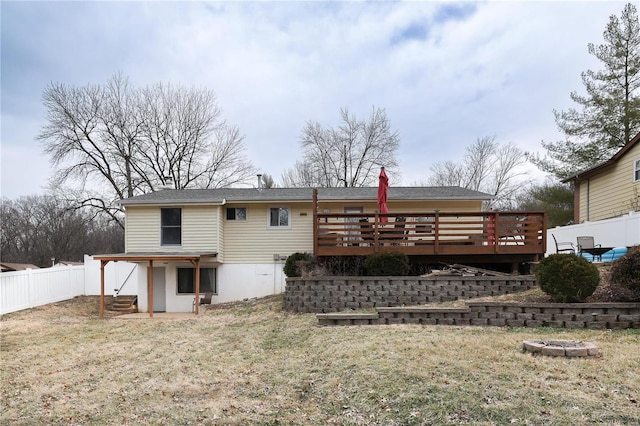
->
xmin=316 ymin=303 xmax=640 ymax=329
xmin=284 ymin=276 xmax=536 ymax=313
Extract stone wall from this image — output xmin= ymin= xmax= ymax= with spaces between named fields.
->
xmin=284 ymin=276 xmax=536 ymax=313
xmin=316 ymin=302 xmax=640 ymax=329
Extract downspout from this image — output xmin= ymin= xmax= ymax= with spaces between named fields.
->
xmin=586 ymin=179 xmax=590 ymax=221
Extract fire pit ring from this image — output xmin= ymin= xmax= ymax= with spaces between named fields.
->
xmin=522 ymin=340 xmax=600 ymax=358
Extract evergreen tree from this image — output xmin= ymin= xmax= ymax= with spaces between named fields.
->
xmin=531 ymin=3 xmax=640 ymax=179
xmin=516 ymin=181 xmax=574 ymax=228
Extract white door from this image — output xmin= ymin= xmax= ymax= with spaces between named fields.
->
xmin=152 ymin=267 xmax=166 ymax=312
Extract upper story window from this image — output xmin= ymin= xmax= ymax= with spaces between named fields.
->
xmin=226 ymin=207 xmax=247 ymax=221
xmin=161 ymin=208 xmax=181 ymax=245
xmin=268 ymin=207 xmax=290 ymax=228
xmin=634 ymin=159 xmax=640 ymax=182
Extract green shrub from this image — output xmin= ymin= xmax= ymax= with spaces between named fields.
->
xmin=609 ymin=246 xmax=640 ymax=292
xmin=364 ymin=252 xmax=409 ymax=276
xmin=283 ymin=252 xmax=312 ymax=277
xmin=318 ymin=256 xmax=366 ymax=276
xmin=534 ymin=254 xmax=600 ymax=302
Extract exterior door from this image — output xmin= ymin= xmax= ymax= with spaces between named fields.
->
xmin=152 ymin=267 xmax=166 ymax=312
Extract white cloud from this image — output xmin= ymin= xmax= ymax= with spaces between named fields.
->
xmin=0 ymin=0 xmax=631 ymax=196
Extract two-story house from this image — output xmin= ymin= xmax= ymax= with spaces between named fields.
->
xmin=546 ymin=132 xmax=640 ymax=257
xmin=95 ymin=186 xmax=548 ymax=315
xmin=564 ymin=132 xmax=640 ymax=223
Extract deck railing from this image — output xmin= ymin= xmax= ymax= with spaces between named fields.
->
xmin=313 ymin=211 xmax=547 ymax=257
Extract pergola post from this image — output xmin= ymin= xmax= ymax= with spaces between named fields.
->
xmin=195 ymin=259 xmax=200 ymax=315
xmin=100 ymin=260 xmax=106 ymax=318
xmin=148 ymin=260 xmax=154 ymax=318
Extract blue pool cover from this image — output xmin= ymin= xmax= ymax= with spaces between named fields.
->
xmin=580 ymin=247 xmax=628 ymax=263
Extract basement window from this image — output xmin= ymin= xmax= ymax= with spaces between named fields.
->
xmin=177 ymin=268 xmax=217 ymax=294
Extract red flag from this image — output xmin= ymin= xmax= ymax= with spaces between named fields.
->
xmin=378 ymin=167 xmax=389 ymax=223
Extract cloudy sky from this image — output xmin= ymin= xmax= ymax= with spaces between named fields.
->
xmin=0 ymin=1 xmax=630 ymax=199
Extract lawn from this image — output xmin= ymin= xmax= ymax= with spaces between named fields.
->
xmin=1 ymin=295 xmax=638 ymax=425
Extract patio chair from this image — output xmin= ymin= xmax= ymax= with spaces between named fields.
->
xmin=552 ymin=234 xmax=575 ymax=254
xmin=192 ymin=292 xmax=213 ymax=312
xmin=359 ymin=218 xmax=374 ymax=246
xmin=391 ymin=217 xmax=407 ymax=245
xmin=576 ymin=236 xmax=600 ymax=254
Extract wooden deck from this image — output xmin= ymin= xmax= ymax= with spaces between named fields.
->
xmin=313 ymin=210 xmax=547 ymax=270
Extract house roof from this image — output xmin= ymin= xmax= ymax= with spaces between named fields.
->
xmin=119 ymin=186 xmax=493 ymax=206
xmin=563 ymin=132 xmax=640 ymax=182
xmin=54 ymin=260 xmax=84 ymax=266
xmin=93 ymin=252 xmax=218 ymax=262
xmin=0 ymin=262 xmax=40 ymax=272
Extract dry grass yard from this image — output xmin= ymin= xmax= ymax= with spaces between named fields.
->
xmin=1 ymin=294 xmax=639 ymax=425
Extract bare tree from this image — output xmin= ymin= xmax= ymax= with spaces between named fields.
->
xmin=283 ymin=106 xmax=400 ymax=187
xmin=426 ymin=136 xmax=530 ymax=209
xmin=39 ymin=74 xmax=256 ymax=227
xmin=1 ymin=196 xmax=124 ymax=267
xmin=281 ymin=160 xmax=325 ymax=188
xmin=259 ymin=173 xmax=276 ymax=188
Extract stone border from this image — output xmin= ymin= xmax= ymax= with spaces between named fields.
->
xmin=316 ymin=302 xmax=640 ymax=329
xmin=522 ymin=340 xmax=600 ymax=357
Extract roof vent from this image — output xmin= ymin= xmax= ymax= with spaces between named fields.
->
xmin=257 ymin=174 xmax=263 ymax=191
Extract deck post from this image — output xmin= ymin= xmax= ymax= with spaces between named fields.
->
xmin=494 ymin=212 xmax=500 ymax=253
xmin=541 ymin=212 xmax=548 ymax=260
xmin=434 ymin=210 xmax=440 ymax=254
xmin=374 ymin=212 xmax=379 ymax=252
xmin=313 ymin=188 xmax=318 ymax=255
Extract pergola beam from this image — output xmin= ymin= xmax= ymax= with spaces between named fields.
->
xmin=95 ymin=252 xmax=217 ymax=318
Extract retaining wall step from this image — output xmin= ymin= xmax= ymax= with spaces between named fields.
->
xmin=316 ymin=303 xmax=640 ymax=329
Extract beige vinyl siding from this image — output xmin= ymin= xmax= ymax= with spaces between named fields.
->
xmin=579 ymin=143 xmax=640 ymax=222
xmin=182 ymin=206 xmax=219 ymax=251
xmin=222 ymin=199 xmax=484 ymax=263
xmin=125 ymin=206 xmax=159 ymax=252
xmin=316 ymin=200 xmax=483 ymax=215
xmin=125 ymin=205 xmax=220 ymax=253
xmin=223 ymin=203 xmax=313 ymax=263
xmin=216 ymin=206 xmax=224 ymax=263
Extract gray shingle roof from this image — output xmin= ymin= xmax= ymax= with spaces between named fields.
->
xmin=119 ymin=187 xmax=492 ymax=206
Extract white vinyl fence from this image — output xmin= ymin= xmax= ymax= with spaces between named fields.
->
xmin=546 ymin=211 xmax=640 ymax=256
xmin=0 ymin=265 xmax=85 ymax=315
xmin=0 ymin=255 xmax=138 ymax=315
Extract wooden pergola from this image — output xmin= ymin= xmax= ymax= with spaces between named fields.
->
xmin=93 ymin=252 xmax=217 ymax=318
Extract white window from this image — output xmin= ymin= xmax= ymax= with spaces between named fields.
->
xmin=268 ymin=207 xmax=290 ymax=228
xmin=226 ymin=207 xmax=247 ymax=221
xmin=161 ymin=208 xmax=181 ymax=246
xmin=634 ymin=159 xmax=640 ymax=182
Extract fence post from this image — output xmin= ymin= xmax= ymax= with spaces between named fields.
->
xmin=27 ymin=268 xmax=34 ymax=309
